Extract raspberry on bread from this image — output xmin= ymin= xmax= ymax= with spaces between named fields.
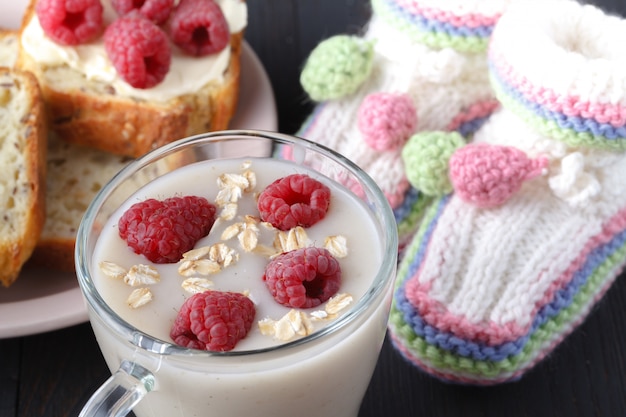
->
xmin=35 ymin=0 xmax=104 ymax=45
xmin=16 ymin=0 xmax=246 ymax=158
xmin=0 ymin=67 xmax=47 ymax=287
xmin=168 ymin=0 xmax=230 ymax=56
xmin=111 ymin=0 xmax=174 ymax=24
xmin=104 ymin=11 xmax=172 ymax=89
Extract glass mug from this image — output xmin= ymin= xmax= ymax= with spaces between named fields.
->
xmin=75 ymin=130 xmax=398 ymax=417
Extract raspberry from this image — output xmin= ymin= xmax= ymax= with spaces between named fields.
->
xmin=36 ymin=0 xmax=103 ymax=45
xmin=118 ymin=196 xmax=216 ymax=263
xmin=111 ymin=0 xmax=174 ymax=24
xmin=104 ymin=12 xmax=171 ymax=89
xmin=168 ymin=0 xmax=230 ymax=56
xmin=170 ymin=290 xmax=256 ymax=351
xmin=263 ymin=247 xmax=341 ymax=309
xmin=257 ymin=174 xmax=331 ymax=231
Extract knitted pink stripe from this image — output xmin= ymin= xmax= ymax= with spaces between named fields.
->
xmin=391 ymin=270 xmax=619 ymax=384
xmin=445 ymin=99 xmax=500 ymax=132
xmin=404 ymin=205 xmax=626 ymax=345
xmin=489 ymin=45 xmax=626 ymax=127
xmin=395 ymin=0 xmax=502 ymax=29
xmin=385 ymin=176 xmax=411 ymax=209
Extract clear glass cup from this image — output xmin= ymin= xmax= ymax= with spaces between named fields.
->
xmin=75 ymin=130 xmax=398 ymax=417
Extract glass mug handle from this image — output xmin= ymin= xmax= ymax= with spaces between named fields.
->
xmin=79 ymin=360 xmax=156 ymax=417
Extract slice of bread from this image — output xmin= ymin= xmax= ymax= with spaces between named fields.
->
xmin=0 ymin=29 xmax=133 ymax=272
xmin=17 ymin=0 xmax=244 ymax=158
xmin=29 ymin=133 xmax=133 ymax=271
xmin=0 ymin=66 xmax=47 ymax=286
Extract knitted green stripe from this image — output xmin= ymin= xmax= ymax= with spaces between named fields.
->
xmin=371 ymin=0 xmax=488 ymax=54
xmin=390 ymin=227 xmax=626 ymax=380
xmin=397 ymin=195 xmax=433 ymax=240
xmin=491 ymin=75 xmax=626 ymax=151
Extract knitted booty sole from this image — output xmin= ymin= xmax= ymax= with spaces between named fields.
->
xmin=388 ymin=0 xmax=626 ymax=384
xmin=390 ymin=190 xmax=626 ymax=384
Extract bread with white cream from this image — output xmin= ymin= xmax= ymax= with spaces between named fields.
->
xmin=17 ymin=0 xmax=247 ymax=157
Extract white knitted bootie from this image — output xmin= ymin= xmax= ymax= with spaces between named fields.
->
xmin=389 ymin=0 xmax=626 ymax=384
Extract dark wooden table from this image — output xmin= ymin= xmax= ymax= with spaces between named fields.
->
xmin=3 ymin=0 xmax=626 ymax=416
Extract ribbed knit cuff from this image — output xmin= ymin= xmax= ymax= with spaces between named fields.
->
xmin=489 ymin=0 xmax=626 ymax=150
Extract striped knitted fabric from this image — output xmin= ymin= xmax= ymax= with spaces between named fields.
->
xmin=388 ymin=0 xmax=626 ymax=385
xmin=295 ymin=0 xmax=510 ymax=248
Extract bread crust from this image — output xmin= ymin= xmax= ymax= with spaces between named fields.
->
xmin=0 ymin=67 xmax=47 ymax=286
xmin=17 ymin=0 xmax=243 ymax=158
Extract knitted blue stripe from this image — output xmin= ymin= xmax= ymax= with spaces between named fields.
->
xmin=457 ymin=114 xmax=492 ymax=137
xmin=396 ymin=201 xmax=626 ymax=361
xmin=490 ymin=62 xmax=626 ymax=141
xmin=394 ymin=186 xmax=421 ymax=222
xmin=382 ymin=0 xmax=494 ymax=39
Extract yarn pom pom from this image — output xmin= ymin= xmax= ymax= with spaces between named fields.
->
xmin=449 ymin=143 xmax=548 ymax=208
xmin=402 ymin=131 xmax=465 ymax=196
xmin=300 ymin=35 xmax=374 ymax=102
xmin=358 ymin=92 xmax=417 ymax=151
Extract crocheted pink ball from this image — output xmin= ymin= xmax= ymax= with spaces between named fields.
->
xmin=449 ymin=143 xmax=548 ymax=208
xmin=358 ymin=92 xmax=417 ymax=151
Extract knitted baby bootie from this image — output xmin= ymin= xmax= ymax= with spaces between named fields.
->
xmin=295 ymin=0 xmax=510 ymax=247
xmin=388 ymin=0 xmax=626 ymax=385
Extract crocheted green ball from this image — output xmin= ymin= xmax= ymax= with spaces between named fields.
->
xmin=402 ymin=131 xmax=465 ymax=196
xmin=300 ymin=35 xmax=374 ymax=102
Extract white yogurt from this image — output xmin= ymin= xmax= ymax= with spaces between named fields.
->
xmin=87 ymin=156 xmax=395 ymax=417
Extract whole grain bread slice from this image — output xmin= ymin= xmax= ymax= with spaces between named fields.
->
xmin=17 ymin=0 xmax=244 ymax=158
xmin=0 ymin=66 xmax=47 ymax=286
xmin=30 ymin=133 xmax=133 ymax=271
xmin=0 ymin=29 xmax=133 ymax=272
